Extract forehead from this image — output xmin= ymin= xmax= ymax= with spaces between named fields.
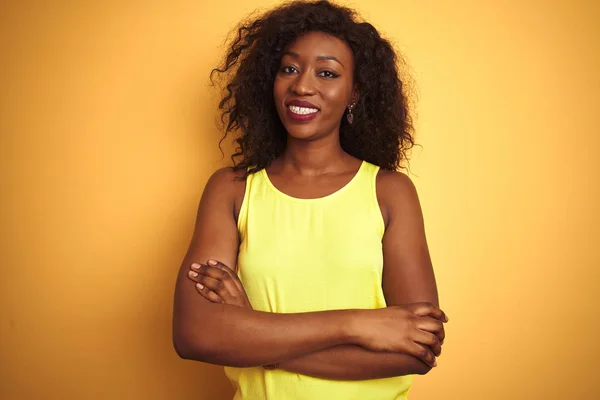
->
xmin=283 ymin=31 xmax=354 ymax=62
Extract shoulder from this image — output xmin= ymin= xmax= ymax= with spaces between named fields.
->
xmin=376 ymin=169 xmax=418 ymax=197
xmin=205 ymin=166 xmax=246 ymax=188
xmin=203 ymin=167 xmax=247 ymax=204
xmin=376 ymin=169 xmax=421 ymax=225
xmin=203 ymin=167 xmax=247 ymax=219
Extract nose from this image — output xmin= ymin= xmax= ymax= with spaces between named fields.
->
xmin=290 ymin=71 xmax=316 ymax=96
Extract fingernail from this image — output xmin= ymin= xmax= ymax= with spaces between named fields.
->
xmin=208 ymin=260 xmax=217 ymax=266
xmin=196 ymin=283 xmax=204 ymax=290
xmin=189 ymin=271 xmax=198 ymax=278
xmin=433 ymin=360 xmax=438 ymax=367
xmin=191 ymin=263 xmax=200 ymax=270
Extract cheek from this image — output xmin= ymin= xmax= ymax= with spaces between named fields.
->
xmin=323 ymin=85 xmax=350 ymax=115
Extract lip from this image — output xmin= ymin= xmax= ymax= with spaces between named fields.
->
xmin=287 ymin=99 xmax=319 ymax=109
xmin=285 ymin=99 xmax=320 ymax=123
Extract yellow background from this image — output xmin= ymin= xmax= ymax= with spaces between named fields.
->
xmin=1 ymin=1 xmax=598 ymax=399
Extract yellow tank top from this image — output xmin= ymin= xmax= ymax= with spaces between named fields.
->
xmin=224 ymin=160 xmax=413 ymax=400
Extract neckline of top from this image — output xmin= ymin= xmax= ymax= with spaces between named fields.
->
xmin=261 ymin=160 xmax=367 ymax=202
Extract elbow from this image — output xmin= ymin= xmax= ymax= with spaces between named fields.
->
xmin=172 ymin=325 xmax=241 ymax=367
xmin=172 ymin=318 xmax=255 ymax=368
xmin=173 ymin=330 xmax=195 ymax=360
xmin=172 ymin=323 xmax=209 ymax=361
xmin=172 ymin=331 xmax=256 ymax=368
xmin=173 ymin=340 xmax=191 ymax=361
xmin=173 ymin=334 xmax=213 ymax=362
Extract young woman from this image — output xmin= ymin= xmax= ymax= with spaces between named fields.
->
xmin=173 ymin=1 xmax=448 ymax=399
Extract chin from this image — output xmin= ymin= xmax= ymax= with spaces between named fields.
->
xmin=284 ymin=125 xmax=321 ymax=140
xmin=281 ymin=117 xmax=331 ymax=141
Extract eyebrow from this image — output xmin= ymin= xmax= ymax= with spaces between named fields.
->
xmin=283 ymin=51 xmax=345 ymax=69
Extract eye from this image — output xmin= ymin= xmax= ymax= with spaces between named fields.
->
xmin=280 ymin=66 xmax=298 ymax=74
xmin=318 ymin=70 xmax=340 ymax=79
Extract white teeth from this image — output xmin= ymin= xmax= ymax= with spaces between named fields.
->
xmin=288 ymin=105 xmax=318 ymax=115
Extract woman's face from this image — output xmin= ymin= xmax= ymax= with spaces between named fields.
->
xmin=273 ymin=31 xmax=358 ymax=141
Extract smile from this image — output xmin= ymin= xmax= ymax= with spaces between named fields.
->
xmin=288 ymin=105 xmax=319 ymax=115
xmin=286 ymin=105 xmax=319 ymax=122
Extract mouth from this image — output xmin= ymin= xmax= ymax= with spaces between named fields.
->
xmin=286 ymin=105 xmax=319 ymax=122
xmin=285 ymin=102 xmax=320 ymax=123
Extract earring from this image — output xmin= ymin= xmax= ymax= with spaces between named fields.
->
xmin=347 ymin=103 xmax=355 ymax=124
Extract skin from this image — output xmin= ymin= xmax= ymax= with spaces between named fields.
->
xmin=272 ymin=29 xmax=359 ymax=170
xmin=173 ymin=31 xmax=448 ymax=379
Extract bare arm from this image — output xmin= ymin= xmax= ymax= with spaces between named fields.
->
xmin=273 ymin=345 xmax=429 ymax=380
xmin=275 ymin=171 xmax=445 ymax=379
xmin=172 ymin=168 xmax=364 ymax=367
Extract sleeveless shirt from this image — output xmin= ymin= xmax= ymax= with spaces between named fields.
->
xmin=224 ymin=160 xmax=413 ymax=400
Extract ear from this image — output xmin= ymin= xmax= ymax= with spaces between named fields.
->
xmin=349 ymin=84 xmax=360 ymax=106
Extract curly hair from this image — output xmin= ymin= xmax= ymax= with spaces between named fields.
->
xmin=211 ymin=0 xmax=415 ymax=176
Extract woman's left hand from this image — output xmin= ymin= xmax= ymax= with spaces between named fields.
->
xmin=187 ymin=259 xmax=252 ymax=309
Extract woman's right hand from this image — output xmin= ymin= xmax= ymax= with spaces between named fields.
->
xmin=352 ymin=303 xmax=448 ymax=367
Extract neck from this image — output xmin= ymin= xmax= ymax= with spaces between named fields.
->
xmin=280 ymin=134 xmax=349 ymax=176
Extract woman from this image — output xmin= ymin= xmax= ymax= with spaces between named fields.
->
xmin=173 ymin=1 xmax=448 ymax=399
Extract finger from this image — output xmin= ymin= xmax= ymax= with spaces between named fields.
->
xmin=195 ymin=282 xmax=223 ymax=304
xmin=192 ymin=263 xmax=229 ymax=280
xmin=187 ymin=269 xmax=201 ymax=283
xmin=207 ymin=260 xmax=245 ymax=293
xmin=196 ymin=274 xmax=239 ymax=301
xmin=412 ymin=302 xmax=448 ymax=322
xmin=413 ymin=302 xmax=448 ymax=323
xmin=407 ymin=342 xmax=437 ymax=367
xmin=416 ymin=330 xmax=442 ymax=357
xmin=416 ymin=316 xmax=445 ymax=343
xmin=195 ymin=264 xmax=238 ymax=288
xmin=202 ymin=261 xmax=247 ymax=298
xmin=193 ymin=262 xmax=246 ymax=302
